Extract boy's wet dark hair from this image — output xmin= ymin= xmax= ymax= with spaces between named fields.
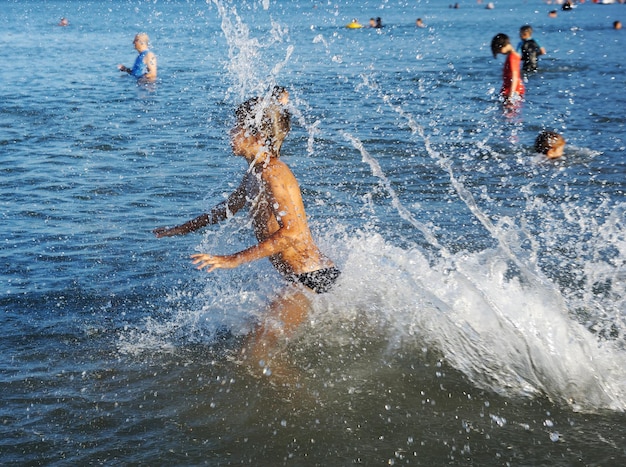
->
xmin=235 ymin=97 xmax=291 ymax=157
xmin=271 ymin=85 xmax=287 ymax=101
xmin=491 ymin=33 xmax=510 ymax=58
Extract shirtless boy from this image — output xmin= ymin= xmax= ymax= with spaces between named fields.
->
xmin=154 ymin=95 xmax=339 ymax=366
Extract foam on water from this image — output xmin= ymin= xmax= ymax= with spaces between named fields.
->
xmin=119 ymin=206 xmax=626 ymax=412
xmin=322 ymin=228 xmax=626 ymax=412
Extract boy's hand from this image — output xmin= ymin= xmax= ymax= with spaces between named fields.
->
xmin=191 ymin=253 xmax=240 ymax=272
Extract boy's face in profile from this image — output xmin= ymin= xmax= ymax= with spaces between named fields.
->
xmin=520 ymin=30 xmax=531 ymax=40
xmin=230 ymin=124 xmax=261 ymax=159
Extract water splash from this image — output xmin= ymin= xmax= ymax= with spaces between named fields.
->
xmin=120 ymin=0 xmax=626 ymax=413
xmin=342 ymin=131 xmax=444 ymax=252
xmin=337 ymin=75 xmax=626 ymax=411
xmin=318 ymin=228 xmax=626 ymax=412
xmin=211 ymin=0 xmax=293 ymax=102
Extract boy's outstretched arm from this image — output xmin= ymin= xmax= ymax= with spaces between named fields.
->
xmin=153 ymin=184 xmax=247 ymax=238
xmin=153 ymin=212 xmax=213 ymax=238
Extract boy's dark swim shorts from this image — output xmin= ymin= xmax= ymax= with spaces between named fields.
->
xmin=287 ymin=267 xmax=341 ymax=294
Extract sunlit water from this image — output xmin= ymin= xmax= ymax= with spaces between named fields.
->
xmin=1 ymin=0 xmax=625 ymax=464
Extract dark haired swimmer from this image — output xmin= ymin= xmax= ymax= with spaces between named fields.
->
xmin=534 ymin=131 xmax=566 ymax=159
xmin=271 ymin=85 xmax=289 ymax=105
xmin=118 ymin=33 xmax=157 ymax=83
xmin=518 ymin=25 xmax=546 ymax=74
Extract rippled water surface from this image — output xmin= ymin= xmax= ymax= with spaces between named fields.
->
xmin=1 ymin=0 xmax=625 ymax=465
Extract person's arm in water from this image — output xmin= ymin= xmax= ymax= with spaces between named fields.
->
xmin=153 ymin=182 xmax=247 ymax=238
xmin=191 ymin=160 xmax=310 ymax=272
xmin=142 ymin=51 xmax=157 ymax=82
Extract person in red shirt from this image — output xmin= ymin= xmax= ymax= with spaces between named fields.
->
xmin=491 ymin=33 xmax=524 ymax=106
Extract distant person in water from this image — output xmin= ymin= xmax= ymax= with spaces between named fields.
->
xmin=491 ymin=33 xmax=524 ymax=105
xmin=534 ymin=131 xmax=566 ymax=159
xmin=58 ymin=17 xmax=69 ymax=27
xmin=117 ymin=33 xmax=157 ymax=83
xmin=549 ymin=10 xmax=557 ymax=18
xmin=416 ymin=18 xmax=426 ymax=28
xmin=518 ymin=25 xmax=546 ymax=73
xmin=562 ymin=1 xmax=573 ymax=11
xmin=613 ymin=20 xmax=622 ymax=30
xmin=369 ymin=17 xmax=383 ymax=29
xmin=154 ymin=92 xmax=339 ymax=372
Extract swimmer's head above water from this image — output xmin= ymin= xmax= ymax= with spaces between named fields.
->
xmin=534 ymin=131 xmax=566 ymax=159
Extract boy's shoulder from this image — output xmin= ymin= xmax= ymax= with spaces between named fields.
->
xmin=265 ymin=157 xmax=294 ymax=173
xmin=262 ymin=158 xmax=298 ymax=183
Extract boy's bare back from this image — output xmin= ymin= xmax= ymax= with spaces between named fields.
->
xmin=244 ymin=158 xmax=333 ymax=276
xmin=155 ymin=94 xmax=337 ymax=295
xmin=189 ymin=155 xmax=332 ymax=276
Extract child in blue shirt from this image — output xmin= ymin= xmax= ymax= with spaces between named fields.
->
xmin=517 ymin=25 xmax=546 ymax=73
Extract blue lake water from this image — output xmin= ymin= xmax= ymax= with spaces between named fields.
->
xmin=1 ymin=0 xmax=625 ymax=464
